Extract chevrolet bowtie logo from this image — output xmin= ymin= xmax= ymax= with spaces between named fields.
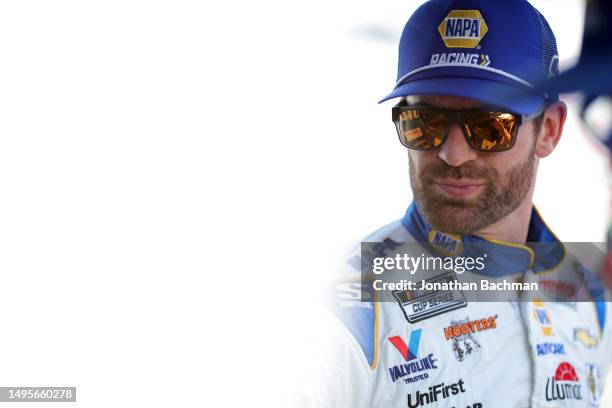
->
xmin=574 ymin=328 xmax=599 ymax=348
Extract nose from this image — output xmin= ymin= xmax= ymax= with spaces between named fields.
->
xmin=438 ymin=123 xmax=478 ymax=166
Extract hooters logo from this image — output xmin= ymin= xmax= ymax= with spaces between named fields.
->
xmin=438 ymin=10 xmax=488 ymax=48
xmin=443 ymin=316 xmax=497 ymax=340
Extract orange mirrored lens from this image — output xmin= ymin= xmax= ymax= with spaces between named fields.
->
xmin=464 ymin=112 xmax=518 ymax=151
xmin=398 ymin=109 xmax=447 ymax=149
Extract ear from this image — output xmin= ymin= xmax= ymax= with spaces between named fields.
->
xmin=535 ymin=101 xmax=567 ymax=158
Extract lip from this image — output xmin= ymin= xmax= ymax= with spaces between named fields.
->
xmin=435 ymin=181 xmax=484 ymax=198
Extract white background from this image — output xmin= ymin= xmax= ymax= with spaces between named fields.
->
xmin=0 ymin=0 xmax=608 ymax=407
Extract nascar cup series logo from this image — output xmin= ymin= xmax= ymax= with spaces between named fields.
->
xmin=438 ymin=10 xmax=488 ymax=48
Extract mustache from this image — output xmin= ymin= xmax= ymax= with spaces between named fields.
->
xmin=421 ymin=162 xmax=492 ymax=180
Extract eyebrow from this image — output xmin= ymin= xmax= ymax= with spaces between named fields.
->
xmin=403 ymin=97 xmax=440 ymax=108
xmin=400 ymin=99 xmax=439 ymax=108
xmin=399 ymin=97 xmax=434 ymax=107
xmin=403 ymin=97 xmax=486 ymax=110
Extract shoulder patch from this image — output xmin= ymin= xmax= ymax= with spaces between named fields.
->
xmin=328 ymin=280 xmax=378 ymax=368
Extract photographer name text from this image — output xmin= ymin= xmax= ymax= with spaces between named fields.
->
xmin=372 ymin=279 xmax=538 ymax=292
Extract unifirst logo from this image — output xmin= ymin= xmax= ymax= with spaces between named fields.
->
xmin=438 ymin=10 xmax=488 ymax=48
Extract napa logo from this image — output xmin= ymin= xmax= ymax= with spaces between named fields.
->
xmin=438 ymin=10 xmax=488 ymax=48
xmin=428 ymin=230 xmax=462 ymax=256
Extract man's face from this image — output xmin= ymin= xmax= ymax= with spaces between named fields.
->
xmin=407 ymin=94 xmax=540 ymax=235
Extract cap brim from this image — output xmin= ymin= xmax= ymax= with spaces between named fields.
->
xmin=378 ymin=76 xmax=546 ymax=115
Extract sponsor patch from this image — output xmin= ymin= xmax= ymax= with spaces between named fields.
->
xmin=536 ymin=342 xmax=566 ymax=357
xmin=443 ymin=316 xmax=497 ymax=361
xmin=545 ymin=362 xmax=583 ymax=401
xmin=387 ymin=329 xmax=439 ymax=384
xmin=393 ymin=273 xmax=467 ymax=323
xmin=586 ymin=363 xmax=602 ymax=406
xmin=335 ymin=281 xmax=373 ymax=308
xmin=428 ymin=230 xmax=462 ymax=256
xmin=574 ymin=328 xmax=599 ymax=348
xmin=532 ymin=300 xmax=553 ymax=336
xmin=407 ymin=379 xmax=468 ymax=408
xmin=437 ymin=9 xmax=488 ymax=48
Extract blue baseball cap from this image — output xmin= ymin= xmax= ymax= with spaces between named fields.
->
xmin=379 ymin=0 xmax=560 ymax=115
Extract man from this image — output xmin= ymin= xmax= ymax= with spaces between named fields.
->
xmin=302 ymin=0 xmax=612 ymax=407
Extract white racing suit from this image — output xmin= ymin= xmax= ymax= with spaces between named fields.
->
xmin=300 ymin=203 xmax=612 ymax=408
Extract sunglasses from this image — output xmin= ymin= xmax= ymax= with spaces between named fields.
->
xmin=391 ymin=103 xmax=544 ymax=152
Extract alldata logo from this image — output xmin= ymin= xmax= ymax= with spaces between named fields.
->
xmin=545 ymin=362 xmax=583 ymax=402
xmin=387 ymin=329 xmax=438 ymax=384
xmin=437 ymin=10 xmax=488 ymax=48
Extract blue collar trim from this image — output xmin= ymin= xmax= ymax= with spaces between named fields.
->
xmin=401 ymin=202 xmax=565 ymax=277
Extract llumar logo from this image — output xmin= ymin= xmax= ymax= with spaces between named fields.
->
xmin=438 ymin=10 xmax=488 ymax=48
xmin=545 ymin=362 xmax=582 ymax=401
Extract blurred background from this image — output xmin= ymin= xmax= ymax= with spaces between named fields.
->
xmin=0 ymin=0 xmax=607 ymax=406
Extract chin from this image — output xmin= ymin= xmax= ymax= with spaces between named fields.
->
xmin=422 ymin=203 xmax=490 ymax=235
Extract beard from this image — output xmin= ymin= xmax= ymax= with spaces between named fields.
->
xmin=409 ymin=144 xmax=536 ymax=235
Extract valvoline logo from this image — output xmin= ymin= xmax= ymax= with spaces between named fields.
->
xmin=387 ymin=329 xmax=438 ymax=384
xmin=389 ymin=329 xmax=422 ymax=361
xmin=438 ymin=10 xmax=488 ymax=48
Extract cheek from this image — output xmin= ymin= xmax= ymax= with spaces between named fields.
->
xmin=515 ymin=126 xmax=535 ymax=152
xmin=480 ymin=128 xmax=535 ymax=168
xmin=408 ymin=151 xmax=438 ymax=172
